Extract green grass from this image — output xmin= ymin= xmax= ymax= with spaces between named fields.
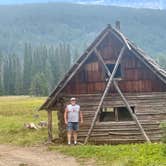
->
xmin=0 ymin=96 xmax=58 ymax=146
xmin=49 ymin=143 xmax=166 ymax=166
xmin=0 ymin=96 xmax=166 ymax=166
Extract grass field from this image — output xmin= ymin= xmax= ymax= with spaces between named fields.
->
xmin=49 ymin=144 xmax=166 ymax=166
xmin=0 ymin=96 xmax=58 ymax=146
xmin=0 ymin=96 xmax=166 ymax=166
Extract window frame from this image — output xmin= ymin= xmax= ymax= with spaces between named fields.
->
xmin=98 ymin=106 xmax=135 ymax=122
xmin=105 ymin=63 xmax=123 ymax=80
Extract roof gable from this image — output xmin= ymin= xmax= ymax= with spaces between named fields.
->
xmin=38 ymin=25 xmax=166 ymax=111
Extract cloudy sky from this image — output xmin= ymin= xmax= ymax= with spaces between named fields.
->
xmin=0 ymin=0 xmax=58 ymax=4
xmin=0 ymin=0 xmax=165 ymax=10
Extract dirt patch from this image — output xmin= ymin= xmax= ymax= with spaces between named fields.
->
xmin=0 ymin=144 xmax=80 ymax=166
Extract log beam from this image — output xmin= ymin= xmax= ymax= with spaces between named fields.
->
xmin=95 ymin=48 xmax=111 ymax=77
xmin=94 ymin=47 xmax=151 ymax=143
xmin=84 ymin=46 xmax=126 ymax=144
xmin=113 ymin=81 xmax=151 ymax=143
xmin=111 ymin=28 xmax=131 ymax=50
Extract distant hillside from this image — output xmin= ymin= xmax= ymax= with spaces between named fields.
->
xmin=0 ymin=3 xmax=166 ymax=56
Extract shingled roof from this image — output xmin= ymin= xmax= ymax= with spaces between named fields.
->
xmin=38 ymin=25 xmax=166 ymax=111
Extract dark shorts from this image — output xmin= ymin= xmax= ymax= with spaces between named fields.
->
xmin=67 ymin=122 xmax=79 ymax=131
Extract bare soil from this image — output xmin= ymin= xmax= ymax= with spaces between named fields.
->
xmin=0 ymin=144 xmax=80 ymax=166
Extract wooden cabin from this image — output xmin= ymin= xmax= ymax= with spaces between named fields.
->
xmin=38 ymin=24 xmax=166 ymax=144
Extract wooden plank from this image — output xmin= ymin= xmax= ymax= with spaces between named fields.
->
xmin=61 ymin=92 xmax=166 ymax=98
xmin=47 ymin=110 xmax=53 ymax=142
xmin=84 ymin=46 xmax=126 ymax=144
xmin=95 ymin=49 xmax=110 ymax=77
xmin=128 ymin=42 xmax=166 ymax=84
xmin=113 ymin=81 xmax=151 ymax=143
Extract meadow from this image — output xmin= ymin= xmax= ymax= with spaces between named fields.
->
xmin=0 ymin=96 xmax=166 ymax=166
xmin=0 ymin=96 xmax=58 ymax=146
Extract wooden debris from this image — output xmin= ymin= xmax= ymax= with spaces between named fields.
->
xmin=24 ymin=123 xmax=38 ymax=130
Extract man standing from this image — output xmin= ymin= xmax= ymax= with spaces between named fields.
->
xmin=64 ymin=97 xmax=83 ymax=145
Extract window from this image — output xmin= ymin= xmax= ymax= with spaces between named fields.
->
xmin=118 ymin=107 xmax=134 ymax=121
xmin=99 ymin=107 xmax=115 ymax=121
xmin=79 ymin=69 xmax=87 ymax=82
xmin=106 ymin=63 xmax=122 ymax=78
xmin=99 ymin=106 xmax=135 ymax=122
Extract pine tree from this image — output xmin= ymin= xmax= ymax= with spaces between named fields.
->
xmin=0 ymin=53 xmax=4 ymax=95
xmin=23 ymin=43 xmax=33 ymax=94
xmin=29 ymin=72 xmax=49 ymax=96
xmin=14 ymin=54 xmax=23 ymax=95
xmin=156 ymin=53 xmax=166 ymax=69
xmin=72 ymin=48 xmax=79 ymax=65
xmin=49 ymin=46 xmax=61 ymax=86
xmin=1 ymin=42 xmax=79 ymax=96
xmin=66 ymin=44 xmax=72 ymax=69
xmin=3 ymin=55 xmax=10 ymax=95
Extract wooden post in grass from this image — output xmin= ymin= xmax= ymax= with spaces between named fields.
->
xmin=47 ymin=110 xmax=53 ymax=142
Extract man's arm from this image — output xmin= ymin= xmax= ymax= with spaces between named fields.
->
xmin=64 ymin=107 xmax=68 ymax=124
xmin=80 ymin=111 xmax=83 ymax=124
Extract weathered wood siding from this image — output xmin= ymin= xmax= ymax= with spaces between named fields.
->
xmin=57 ymin=92 xmax=166 ymax=144
xmin=55 ymin=31 xmax=166 ymax=144
xmin=63 ymin=34 xmax=166 ymax=94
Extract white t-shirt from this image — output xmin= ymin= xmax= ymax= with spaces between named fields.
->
xmin=66 ymin=104 xmax=80 ymax=122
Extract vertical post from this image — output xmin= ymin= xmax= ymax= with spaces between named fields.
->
xmin=57 ymin=98 xmax=66 ymax=142
xmin=115 ymin=20 xmax=120 ymax=30
xmin=114 ymin=108 xmax=118 ymax=121
xmin=47 ymin=110 xmax=53 ymax=142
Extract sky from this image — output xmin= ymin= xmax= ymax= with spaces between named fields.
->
xmin=0 ymin=0 xmax=60 ymax=4
xmin=0 ymin=0 xmax=165 ymax=10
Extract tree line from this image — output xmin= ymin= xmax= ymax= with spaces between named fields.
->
xmin=0 ymin=43 xmax=78 ymax=96
xmin=0 ymin=42 xmax=166 ymax=96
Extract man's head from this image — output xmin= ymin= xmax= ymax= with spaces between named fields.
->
xmin=70 ymin=97 xmax=76 ymax=105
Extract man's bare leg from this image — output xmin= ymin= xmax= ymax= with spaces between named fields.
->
xmin=67 ymin=131 xmax=72 ymax=145
xmin=73 ymin=131 xmax=78 ymax=145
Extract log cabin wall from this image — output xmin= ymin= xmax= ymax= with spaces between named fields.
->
xmin=63 ymin=33 xmax=166 ymax=94
xmin=39 ymin=26 xmax=166 ymax=144
xmin=58 ymin=92 xmax=166 ymax=144
xmin=56 ymin=31 xmax=166 ymax=144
